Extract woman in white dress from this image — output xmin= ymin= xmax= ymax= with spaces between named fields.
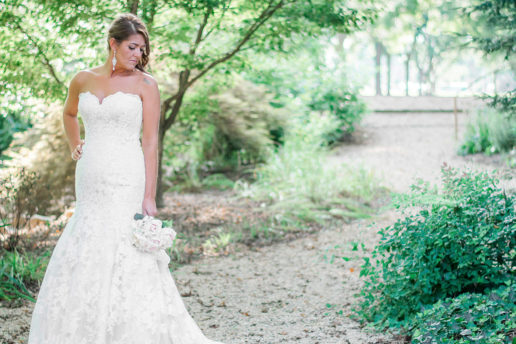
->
xmin=27 ymin=13 xmax=225 ymax=344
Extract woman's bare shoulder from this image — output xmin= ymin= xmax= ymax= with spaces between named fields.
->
xmin=138 ymin=70 xmax=157 ymax=87
xmin=67 ymin=70 xmax=89 ymax=96
xmin=70 ymin=68 xmax=99 ymax=88
xmin=136 ymin=70 xmax=158 ymax=100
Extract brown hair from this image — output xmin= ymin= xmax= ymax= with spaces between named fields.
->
xmin=107 ymin=13 xmax=150 ymax=72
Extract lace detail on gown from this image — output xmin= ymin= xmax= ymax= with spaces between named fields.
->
xmin=27 ymin=91 xmax=225 ymax=344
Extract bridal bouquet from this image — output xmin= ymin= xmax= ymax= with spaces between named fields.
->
xmin=131 ymin=213 xmax=176 ymax=253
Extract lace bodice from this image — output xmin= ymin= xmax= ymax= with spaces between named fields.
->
xmin=78 ymin=91 xmax=143 ymax=146
xmin=74 ymin=91 xmax=146 ymax=215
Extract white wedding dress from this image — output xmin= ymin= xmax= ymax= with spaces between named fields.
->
xmin=27 ymin=91 xmax=225 ymax=344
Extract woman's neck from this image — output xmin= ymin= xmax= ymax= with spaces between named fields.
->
xmin=102 ymin=56 xmax=135 ymax=77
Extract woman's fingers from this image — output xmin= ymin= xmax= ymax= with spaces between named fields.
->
xmin=71 ymin=141 xmax=84 ymax=160
xmin=79 ymin=141 xmax=85 ymax=154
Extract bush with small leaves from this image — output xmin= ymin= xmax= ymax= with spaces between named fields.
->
xmin=410 ymin=283 xmax=515 ymax=344
xmin=356 ymin=164 xmax=516 ymax=332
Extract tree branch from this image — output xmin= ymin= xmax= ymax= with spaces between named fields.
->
xmin=161 ymin=9 xmax=212 ymax=130
xmin=161 ymin=92 xmax=179 ymax=123
xmin=13 ymin=20 xmax=64 ymax=88
xmin=189 ymin=9 xmax=211 ymax=56
xmin=163 ymin=70 xmax=190 ymax=131
xmin=186 ymin=0 xmax=285 ymax=88
xmin=202 ymin=0 xmax=232 ymax=41
xmin=128 ymin=0 xmax=139 ymax=15
xmin=161 ymin=0 xmax=286 ymax=131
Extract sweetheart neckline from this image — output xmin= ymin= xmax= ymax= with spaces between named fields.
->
xmin=79 ymin=90 xmax=142 ymax=106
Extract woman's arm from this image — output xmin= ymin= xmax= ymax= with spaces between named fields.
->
xmin=63 ymin=72 xmax=86 ymax=155
xmin=140 ymin=74 xmax=161 ymax=216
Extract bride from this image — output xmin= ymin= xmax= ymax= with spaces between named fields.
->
xmin=27 ymin=13 xmax=225 ymax=344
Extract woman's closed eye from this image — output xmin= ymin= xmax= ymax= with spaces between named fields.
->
xmin=129 ymin=47 xmax=144 ymax=53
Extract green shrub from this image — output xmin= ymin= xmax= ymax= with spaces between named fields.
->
xmin=2 ymin=101 xmax=80 ymax=215
xmin=308 ymin=82 xmax=367 ymax=145
xmin=201 ymin=173 xmax=235 ymax=190
xmin=243 ymin=39 xmax=367 ymax=147
xmin=0 ymin=167 xmax=42 ymax=250
xmin=162 ymin=78 xmax=287 ymax=189
xmin=459 ymin=107 xmax=516 ymax=155
xmin=411 ymin=283 xmax=516 ymax=344
xmin=206 ymin=79 xmax=286 ymax=165
xmin=356 ymin=164 xmax=516 ymax=329
xmin=0 ymin=110 xmax=31 ymax=162
xmin=235 ymin=111 xmax=380 ymax=225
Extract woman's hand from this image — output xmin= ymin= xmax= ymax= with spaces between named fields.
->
xmin=71 ymin=140 xmax=85 ymax=161
xmin=142 ymin=197 xmax=158 ymax=217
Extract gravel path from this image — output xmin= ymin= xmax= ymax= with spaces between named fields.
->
xmin=329 ymin=111 xmax=514 ymax=194
xmin=174 ymin=211 xmax=400 ymax=344
xmin=1 ymin=111 xmax=512 ymax=344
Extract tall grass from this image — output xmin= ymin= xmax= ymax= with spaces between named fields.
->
xmin=459 ymin=107 xmax=516 ymax=156
xmin=235 ymin=112 xmax=380 ymax=226
xmin=0 ymin=248 xmax=51 ymax=302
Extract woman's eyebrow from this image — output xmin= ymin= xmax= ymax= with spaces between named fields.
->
xmin=130 ymin=42 xmax=146 ymax=47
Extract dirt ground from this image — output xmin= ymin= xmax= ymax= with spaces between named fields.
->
xmin=1 ymin=111 xmax=513 ymax=344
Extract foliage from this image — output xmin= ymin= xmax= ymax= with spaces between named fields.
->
xmin=0 ymin=168 xmax=41 ymax=251
xmin=410 ymin=283 xmax=516 ymax=344
xmin=0 ymin=110 xmax=31 ymax=161
xmin=462 ymin=0 xmax=516 ymax=115
xmin=243 ymin=37 xmax=368 ymax=145
xmin=2 ymin=101 xmax=81 ymax=216
xmin=162 ymin=77 xmax=287 ymax=190
xmin=463 ymin=0 xmax=516 ymax=60
xmin=200 ymin=173 xmax=235 ymax=190
xmin=483 ymin=90 xmax=516 ymax=117
xmin=364 ymin=0 xmax=469 ymax=96
xmin=0 ymin=0 xmax=118 ymax=101
xmin=0 ymin=0 xmax=377 ymax=202
xmin=200 ymin=78 xmax=287 ymax=167
xmin=308 ymin=82 xmax=367 ymax=145
xmin=458 ymin=107 xmax=516 ymax=155
xmin=235 ymin=110 xmax=380 ymax=225
xmin=0 ymin=248 xmax=51 ymax=302
xmin=356 ymin=164 xmax=516 ymax=329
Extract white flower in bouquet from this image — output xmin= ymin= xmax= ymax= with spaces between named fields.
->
xmin=131 ymin=213 xmax=176 ymax=253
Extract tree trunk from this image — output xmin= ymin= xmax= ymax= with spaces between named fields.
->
xmin=127 ymin=0 xmax=139 ymax=14
xmin=375 ymin=41 xmax=382 ymax=96
xmin=429 ymin=69 xmax=436 ymax=95
xmin=418 ymin=68 xmax=423 ymax=96
xmin=155 ymin=79 xmax=189 ymax=207
xmin=386 ymin=52 xmax=391 ymax=96
xmin=405 ymin=54 xmax=410 ymax=96
xmin=156 ymin=124 xmax=166 ymax=207
xmin=150 ymin=3 xmax=286 ymax=207
xmin=335 ymin=33 xmax=345 ymax=62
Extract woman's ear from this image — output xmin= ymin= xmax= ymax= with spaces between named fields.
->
xmin=109 ymin=37 xmax=118 ymax=52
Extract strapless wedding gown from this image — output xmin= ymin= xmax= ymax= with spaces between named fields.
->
xmin=27 ymin=91 xmax=225 ymax=344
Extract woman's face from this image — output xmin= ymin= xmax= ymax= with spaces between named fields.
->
xmin=111 ymin=33 xmax=146 ymax=70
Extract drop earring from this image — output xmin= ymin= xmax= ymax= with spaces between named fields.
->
xmin=112 ymin=50 xmax=117 ymax=71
